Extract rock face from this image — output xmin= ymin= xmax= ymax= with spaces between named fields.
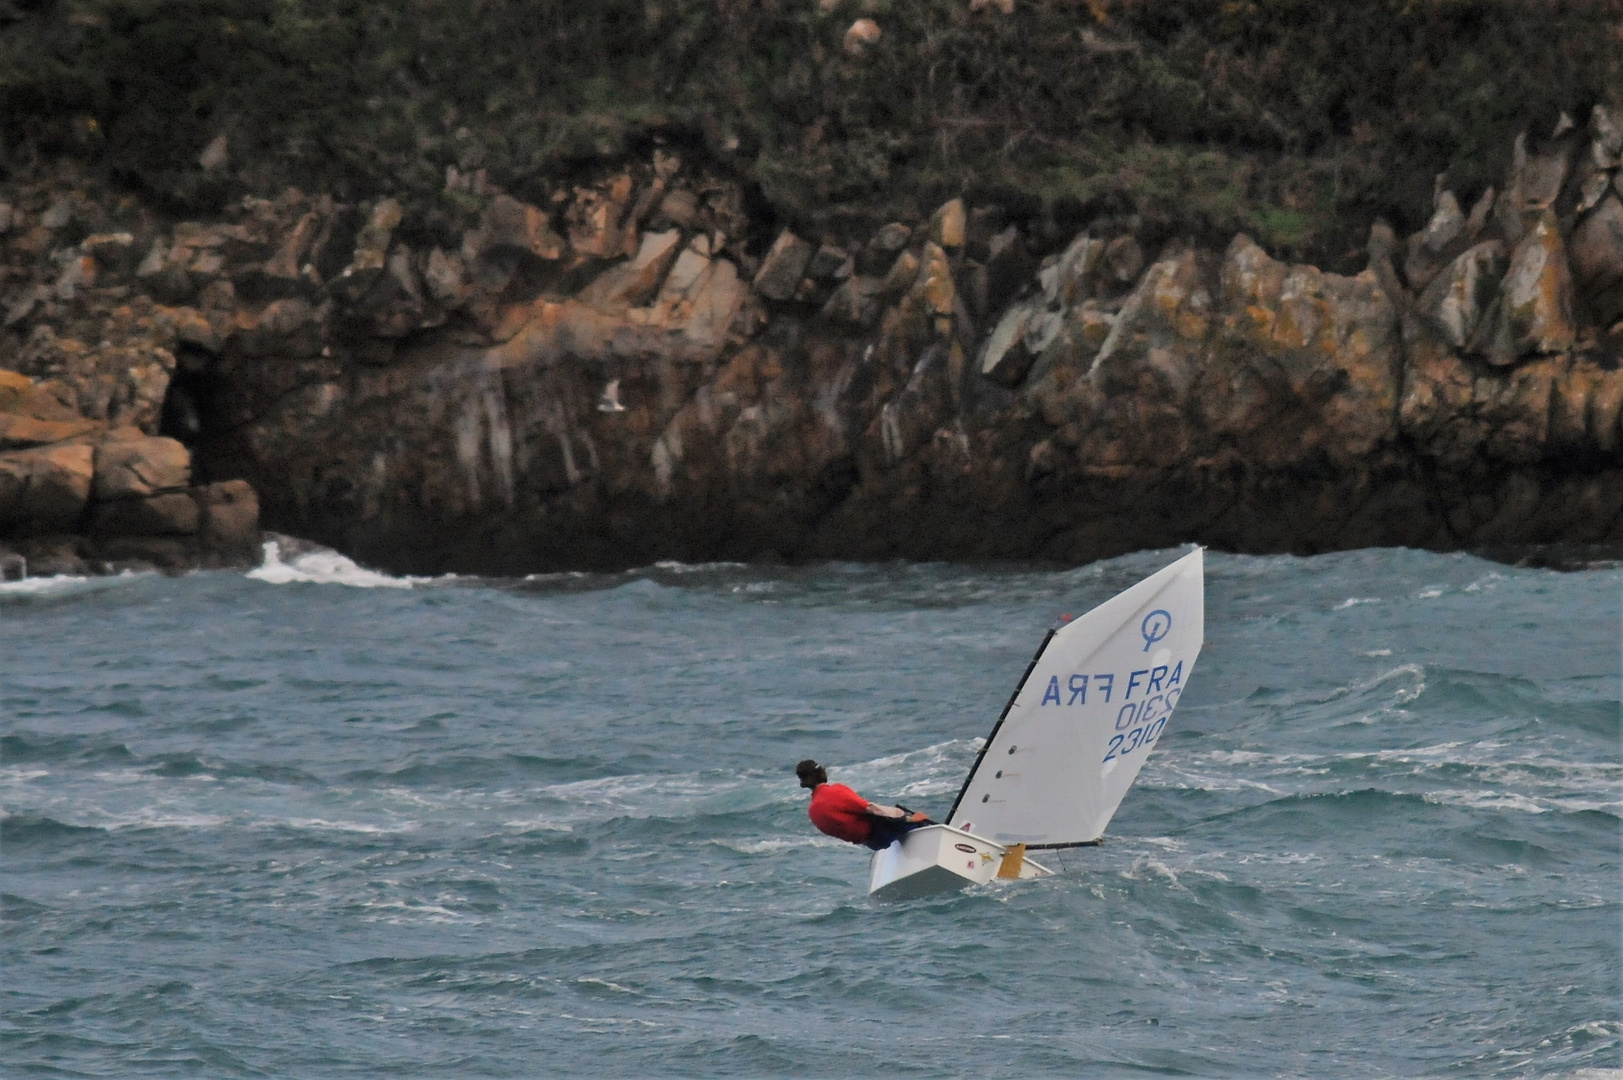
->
xmin=0 ymin=201 xmax=263 ymax=574
xmin=3 ymin=117 xmax=1620 ymax=576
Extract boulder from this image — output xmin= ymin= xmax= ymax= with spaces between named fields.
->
xmin=1593 ymin=105 xmax=1622 ymax=169
xmin=753 ymin=230 xmax=816 ymax=301
xmin=81 ymin=232 xmax=137 ymax=273
xmin=260 ymin=210 xmax=323 ymax=287
xmin=982 ymin=225 xmax=1033 ymax=313
xmin=1416 ymin=240 xmax=1505 ymax=349
xmin=3 ymin=286 xmax=44 ymax=330
xmin=567 ymin=173 xmax=635 ymax=259
xmin=1520 ymin=149 xmax=1571 ymax=211
xmin=1486 ymin=210 xmax=1575 ymax=363
xmin=1590 ymin=373 xmax=1623 ymax=455
xmin=1104 ymin=235 xmax=1145 ymax=286
xmin=1464 ymin=187 xmax=1495 ymax=240
xmin=669 ymin=258 xmax=745 ymax=354
xmin=92 ymin=436 xmax=191 ymax=500
xmin=914 ymin=242 xmax=957 ymax=323
xmin=233 ymin=298 xmax=322 ymax=357
xmin=843 ymin=18 xmax=881 ymax=56
xmin=1569 ymin=196 xmax=1623 ymax=328
xmin=659 ymin=249 xmax=713 ymax=304
xmin=199 ymin=133 xmax=230 ymax=172
xmin=13 ymin=535 xmax=90 ymax=577
xmin=136 ymin=239 xmax=195 ymax=303
xmin=53 ymin=254 xmax=97 ymax=301
xmin=332 ymin=198 xmax=403 ymax=301
xmin=878 ymin=250 xmax=921 ymax=299
xmin=161 ymin=306 xmax=224 ymax=354
xmin=930 ymin=199 xmax=967 ymax=248
xmin=806 ymin=244 xmax=851 ymax=281
xmin=195 ymin=480 xmax=261 ymax=565
xmin=656 ymin=188 xmax=699 ymax=229
xmin=423 ymin=247 xmax=471 ymax=307
xmin=88 ymin=492 xmax=200 ymax=536
xmin=0 ymin=443 xmax=94 ymax=530
xmin=821 ymin=275 xmax=884 ymax=326
xmin=40 ymin=197 xmax=73 ymax=231
xmin=0 ymin=414 xmax=100 ymax=449
xmin=350 ymin=246 xmax=430 ymax=339
xmin=1038 ymin=234 xmax=1102 ymax=308
xmin=1365 ymin=221 xmax=1406 ymax=305
xmin=1404 ymin=189 xmax=1465 ymax=289
xmin=873 ymin=222 xmax=912 ymax=252
xmin=0 ymin=369 xmax=76 ymax=422
xmin=979 ymin=303 xmax=1037 ymax=388
xmin=579 ymin=229 xmax=683 ymax=310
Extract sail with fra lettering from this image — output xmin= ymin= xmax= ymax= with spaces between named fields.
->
xmin=945 ymin=547 xmax=1204 ymax=849
xmin=866 ymin=548 xmax=1204 ymax=899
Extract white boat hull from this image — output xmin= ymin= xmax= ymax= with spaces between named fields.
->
xmin=867 ymin=824 xmax=1050 ymax=902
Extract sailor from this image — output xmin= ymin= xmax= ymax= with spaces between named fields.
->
xmin=795 ymin=759 xmax=932 ymax=850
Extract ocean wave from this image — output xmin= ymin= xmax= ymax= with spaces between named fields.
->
xmin=246 ymin=536 xmax=427 ymax=589
xmin=284 ymin=817 xmax=419 ymax=834
xmin=1422 ymin=789 xmax=1550 ymax=813
xmin=652 ymin=560 xmax=750 ymax=574
xmin=0 ymin=733 xmax=137 ymax=765
xmin=0 ymin=570 xmax=150 ymax=602
xmin=0 ymin=813 xmax=106 ymax=846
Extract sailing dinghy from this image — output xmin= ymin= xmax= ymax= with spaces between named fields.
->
xmin=868 ymin=548 xmax=1204 ymax=901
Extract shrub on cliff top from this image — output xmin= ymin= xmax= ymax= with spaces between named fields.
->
xmin=1 ymin=0 xmax=1616 ymax=263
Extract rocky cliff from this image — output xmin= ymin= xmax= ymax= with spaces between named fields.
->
xmin=3 ymin=110 xmax=1620 ymax=575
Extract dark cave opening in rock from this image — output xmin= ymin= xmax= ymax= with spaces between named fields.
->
xmin=158 ymin=347 xmax=226 ymax=485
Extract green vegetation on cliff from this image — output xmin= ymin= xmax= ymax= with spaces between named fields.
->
xmin=2 ymin=0 xmax=1617 ymax=262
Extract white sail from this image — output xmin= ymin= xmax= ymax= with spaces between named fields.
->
xmin=945 ymin=548 xmax=1204 ymax=847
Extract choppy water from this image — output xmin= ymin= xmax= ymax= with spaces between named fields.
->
xmin=2 ymin=543 xmax=1619 ymax=1078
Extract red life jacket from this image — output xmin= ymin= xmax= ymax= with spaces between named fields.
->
xmin=808 ymin=782 xmax=873 ymax=844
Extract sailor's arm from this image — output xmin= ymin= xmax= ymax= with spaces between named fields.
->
xmin=864 ymin=802 xmax=930 ymax=823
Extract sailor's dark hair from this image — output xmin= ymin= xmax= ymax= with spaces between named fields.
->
xmin=795 ymin=759 xmax=827 ymax=788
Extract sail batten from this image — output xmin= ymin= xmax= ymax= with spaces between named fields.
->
xmin=945 ymin=549 xmax=1204 ymax=847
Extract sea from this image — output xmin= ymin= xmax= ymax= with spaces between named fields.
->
xmin=2 ymin=542 xmax=1619 ymax=1079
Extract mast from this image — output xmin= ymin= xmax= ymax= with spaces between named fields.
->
xmin=945 ymin=626 xmax=1057 ymax=824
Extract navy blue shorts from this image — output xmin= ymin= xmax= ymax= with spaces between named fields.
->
xmin=864 ymin=817 xmax=927 ymax=851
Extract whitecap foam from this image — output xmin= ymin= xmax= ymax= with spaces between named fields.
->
xmin=1334 ymin=596 xmax=1380 ymax=610
xmin=651 ymin=559 xmax=748 ymax=574
xmin=93 ymin=808 xmax=230 ymax=830
xmin=354 ymin=898 xmax=467 ymax=923
xmin=247 ymin=538 xmax=423 ymax=589
xmin=285 ymin=817 xmax=419 ymax=834
xmin=0 ymin=569 xmax=150 ymax=598
xmin=499 ymin=817 xmax=575 ymax=832
xmin=574 ymin=976 xmax=640 ymax=995
xmin=1421 ymin=790 xmax=1550 ymax=813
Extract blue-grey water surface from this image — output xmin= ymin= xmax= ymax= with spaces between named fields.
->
xmin=2 ymin=544 xmax=1619 ymax=1078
